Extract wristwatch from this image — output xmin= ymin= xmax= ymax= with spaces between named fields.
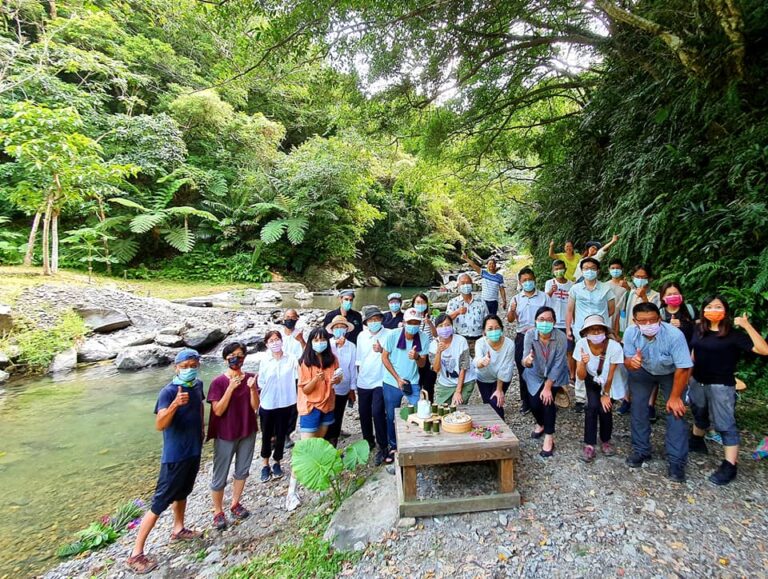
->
xmin=601 ymin=391 xmax=610 ymax=397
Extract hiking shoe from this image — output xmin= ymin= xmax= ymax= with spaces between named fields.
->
xmin=648 ymin=405 xmax=657 ymax=423
xmin=705 ymin=431 xmax=723 ymax=445
xmin=580 ymin=445 xmax=596 ymax=463
xmin=709 ymin=460 xmax=737 ymax=486
xmin=126 ymin=553 xmax=158 ymax=574
xmin=601 ymin=442 xmax=617 ymax=456
xmin=617 ymin=400 xmax=631 ymax=415
xmin=626 ymin=453 xmax=651 ymax=468
xmin=213 ymin=512 xmax=227 ymax=530
xmin=689 ymin=434 xmax=708 ymax=454
xmin=374 ymin=449 xmax=385 ymax=467
xmin=573 ymin=402 xmax=585 ymax=414
xmin=272 ymin=463 xmax=284 ymax=478
xmin=667 ymin=463 xmax=686 ymax=483
xmin=260 ymin=465 xmax=271 ymax=483
xmin=230 ymin=503 xmax=250 ymax=520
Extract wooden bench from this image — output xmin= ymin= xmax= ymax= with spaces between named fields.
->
xmin=394 ymin=404 xmax=520 ymax=517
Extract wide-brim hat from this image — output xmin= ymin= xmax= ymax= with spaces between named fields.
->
xmin=579 ymin=314 xmax=611 ymax=337
xmin=325 ymin=314 xmax=355 ymax=333
xmin=362 ymin=305 xmax=384 ymax=322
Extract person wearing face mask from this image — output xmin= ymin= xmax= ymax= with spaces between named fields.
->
xmin=324 ymin=316 xmax=358 ymax=448
xmin=322 ymin=289 xmax=363 ymax=344
xmin=508 ymin=267 xmax=549 ymax=415
xmin=573 ymin=315 xmax=626 ymax=463
xmin=546 ymin=260 xmax=575 ymax=383
xmin=280 ymin=309 xmax=306 ymax=359
xmin=606 ymin=259 xmax=629 ymax=328
xmin=615 ymin=264 xmax=660 ymax=336
xmin=446 ymin=273 xmax=489 ymax=355
xmin=381 ymin=308 xmax=430 ymax=462
xmin=474 ymin=314 xmax=515 ymax=418
xmin=207 ymin=342 xmax=260 ymax=530
xmin=572 ymin=235 xmax=619 ymax=282
xmin=430 ymin=314 xmax=475 ymax=406
xmin=623 ymin=302 xmax=693 ymax=482
xmin=257 ymin=331 xmax=299 ymax=484
xmin=658 ymin=282 xmax=696 ymax=346
xmin=522 ymin=306 xmax=569 ymax=457
xmin=127 ymin=349 xmax=205 ymax=574
xmin=548 ymin=240 xmax=581 ymax=282
xmin=382 ymin=292 xmax=404 ymax=329
xmin=688 ymin=296 xmax=768 ymax=485
xmin=356 ymin=306 xmax=391 ymax=465
xmin=462 ymin=252 xmax=507 ymax=315
xmin=412 ymin=292 xmax=437 ymax=401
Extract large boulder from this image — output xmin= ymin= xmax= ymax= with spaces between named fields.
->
xmin=236 ymin=289 xmax=282 ymax=305
xmin=77 ymin=337 xmax=120 ymax=363
xmin=49 ymin=347 xmax=78 ymax=374
xmin=0 ymin=303 xmax=12 ymax=333
xmin=0 ymin=369 xmax=9 ymax=384
xmin=155 ymin=333 xmax=184 ymax=347
xmin=183 ymin=326 xmax=225 ymax=350
xmin=323 ymin=469 xmax=399 ymax=550
xmin=0 ymin=351 xmax=9 ymax=369
xmin=302 ymin=264 xmax=359 ymax=291
xmin=226 ymin=328 xmax=266 ymax=348
xmin=75 ymin=307 xmax=131 ymax=333
xmin=259 ymin=282 xmax=309 ymax=294
xmin=112 ymin=329 xmax=155 ymax=348
xmin=115 ymin=345 xmax=180 ymax=370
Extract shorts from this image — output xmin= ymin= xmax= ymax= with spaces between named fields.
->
xmin=150 ymin=455 xmax=201 ymax=515
xmin=210 ymin=432 xmax=257 ymax=491
xmin=434 ymin=380 xmax=476 ymax=406
xmin=688 ymin=380 xmax=740 ymax=446
xmin=299 ymin=408 xmax=335 ymax=433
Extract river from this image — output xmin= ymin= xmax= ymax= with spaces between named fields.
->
xmin=0 ymin=286 xmax=429 ymax=577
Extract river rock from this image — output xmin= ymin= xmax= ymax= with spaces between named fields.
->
xmin=294 ymin=291 xmax=313 ymax=301
xmin=259 ymin=282 xmax=309 ymax=294
xmin=0 ymin=370 xmax=8 ymax=384
xmin=155 ymin=333 xmax=184 ymax=347
xmin=183 ymin=326 xmax=225 ymax=350
xmin=77 ymin=337 xmax=120 ymax=362
xmin=158 ymin=323 xmax=188 ymax=335
xmin=112 ymin=329 xmax=156 ymax=348
xmin=0 ymin=351 xmax=9 ymax=369
xmin=49 ymin=347 xmax=77 ymax=374
xmin=0 ymin=303 xmax=12 ymax=332
xmin=75 ymin=307 xmax=132 ymax=333
xmin=323 ymin=469 xmax=399 ymax=550
xmin=115 ymin=345 xmax=180 ymax=370
xmin=302 ymin=264 xmax=359 ymax=291
xmin=365 ymin=276 xmax=384 ymax=287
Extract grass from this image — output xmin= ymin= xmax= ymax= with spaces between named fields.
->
xmin=736 ymin=394 xmax=768 ymax=435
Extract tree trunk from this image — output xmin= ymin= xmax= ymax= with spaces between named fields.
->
xmin=96 ymin=198 xmax=111 ymax=274
xmin=706 ymin=0 xmax=745 ymax=81
xmin=47 ymin=1 xmax=57 ymax=19
xmin=41 ymin=198 xmax=53 ymax=276
xmin=23 ymin=211 xmax=42 ymax=266
xmin=51 ymin=210 xmax=59 ymax=274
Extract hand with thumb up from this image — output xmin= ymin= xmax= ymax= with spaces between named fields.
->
xmin=628 ymin=349 xmax=643 ymax=371
xmin=174 ymin=386 xmax=190 ymax=407
xmin=523 ymin=349 xmax=535 ymax=368
xmin=477 ymin=350 xmax=492 ymax=369
xmin=408 ymin=346 xmax=418 ymax=360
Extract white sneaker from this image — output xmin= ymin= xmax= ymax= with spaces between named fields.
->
xmin=285 ymin=476 xmax=302 ymax=511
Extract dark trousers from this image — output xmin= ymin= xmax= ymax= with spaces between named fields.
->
xmin=628 ymin=368 xmax=688 ymax=467
xmin=259 ymin=405 xmax=295 ymax=462
xmin=418 ymin=364 xmax=437 ymax=402
xmin=477 ymin=380 xmax=510 ymax=419
xmin=357 ymin=387 xmax=388 ymax=452
xmin=286 ymin=381 xmax=299 ymax=437
xmin=584 ymin=376 xmax=613 ymax=445
xmin=528 ymin=384 xmax=557 ymax=434
xmin=485 ymin=300 xmax=499 ymax=315
xmin=514 ymin=333 xmax=529 ymax=410
xmin=324 ymin=393 xmax=349 ymax=447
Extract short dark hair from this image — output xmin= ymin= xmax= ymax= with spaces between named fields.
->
xmin=222 ymin=342 xmax=246 ymax=359
xmin=299 ymin=327 xmax=336 ymax=368
xmin=263 ymin=329 xmax=282 ymax=343
xmin=632 ymin=302 xmax=660 ymax=318
xmin=535 ymin=305 xmax=557 ymax=323
xmin=552 ymin=259 xmax=565 ymax=268
xmin=434 ymin=313 xmax=451 ymax=326
xmin=696 ymin=295 xmax=733 ymax=338
xmin=412 ymin=292 xmax=429 ymax=306
xmin=482 ymin=314 xmax=504 ymax=331
xmin=631 ymin=264 xmax=654 ymax=278
xmin=609 ymin=258 xmax=624 ymax=268
xmin=580 ymin=257 xmax=600 ymax=269
xmin=518 ymin=267 xmax=535 ymax=280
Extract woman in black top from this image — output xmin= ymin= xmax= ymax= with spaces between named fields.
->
xmin=688 ymin=295 xmax=768 ymax=485
xmin=659 ymin=282 xmax=696 ymax=346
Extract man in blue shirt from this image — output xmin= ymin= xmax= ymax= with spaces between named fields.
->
xmin=462 ymin=252 xmax=507 ymax=315
xmin=623 ymin=303 xmax=693 ymax=482
xmin=127 ymin=349 xmax=205 ymax=574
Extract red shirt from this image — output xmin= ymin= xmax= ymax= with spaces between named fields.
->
xmin=206 ymin=373 xmax=258 ymax=441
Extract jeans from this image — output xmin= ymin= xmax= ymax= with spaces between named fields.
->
xmin=324 ymin=393 xmax=349 ymax=446
xmin=584 ymin=376 xmax=612 ymax=445
xmin=357 ymin=387 xmax=388 ymax=452
xmin=383 ymin=382 xmax=421 ymax=450
xmin=259 ymin=405 xmax=294 ymax=462
xmin=688 ymin=380 xmax=740 ymax=446
xmin=477 ymin=380 xmax=510 ymax=419
xmin=514 ymin=333 xmax=529 ymax=410
xmin=628 ymin=368 xmax=688 ymax=466
xmin=485 ymin=300 xmax=499 ymax=315
xmin=528 ymin=384 xmax=557 ymax=435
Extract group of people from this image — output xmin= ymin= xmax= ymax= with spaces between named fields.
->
xmin=125 ymin=241 xmax=767 ymax=574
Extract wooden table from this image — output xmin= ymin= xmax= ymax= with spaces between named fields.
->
xmin=395 ymin=404 xmax=520 ymax=517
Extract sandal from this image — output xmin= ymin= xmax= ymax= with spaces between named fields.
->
xmin=531 ymin=429 xmax=545 ymax=439
xmin=384 ymin=450 xmax=396 ymax=464
xmin=126 ymin=553 xmax=158 ymax=574
xmin=170 ymin=527 xmax=202 ymax=541
xmin=230 ymin=502 xmax=250 ymax=520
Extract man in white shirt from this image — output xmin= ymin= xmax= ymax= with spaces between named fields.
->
xmin=446 ymin=272 xmax=489 ymax=354
xmin=279 ymin=309 xmax=306 ymax=359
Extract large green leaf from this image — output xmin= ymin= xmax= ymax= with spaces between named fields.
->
xmin=166 ymin=206 xmax=219 ymax=222
xmin=260 ymin=219 xmax=287 ymax=244
xmin=290 ymin=438 xmax=342 ymax=491
xmin=130 ymin=212 xmax=166 ymax=233
xmin=285 ymin=217 xmax=308 ymax=245
xmin=162 ymin=227 xmax=195 ymax=252
xmin=108 ymin=197 xmax=149 ymax=212
xmin=342 ymin=439 xmax=370 ymax=471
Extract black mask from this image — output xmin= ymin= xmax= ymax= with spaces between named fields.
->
xmin=284 ymin=319 xmax=297 ymax=330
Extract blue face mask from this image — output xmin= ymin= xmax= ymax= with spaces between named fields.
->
xmin=405 ymin=324 xmax=420 ymax=335
xmin=312 ymin=341 xmax=328 ymax=353
xmin=367 ymin=321 xmax=382 ymax=333
xmin=609 ymin=268 xmax=623 ymax=279
xmin=486 ymin=329 xmax=503 ymax=342
xmin=332 ymin=328 xmax=347 ymax=339
xmin=341 ymin=300 xmax=352 ymax=312
xmin=459 ymin=284 xmax=473 ymax=295
xmin=582 ymin=270 xmax=598 ymax=281
xmin=522 ymin=280 xmax=536 ymax=292
xmin=389 ymin=302 xmax=401 ymax=313
xmin=633 ymin=277 xmax=649 ymax=288
xmin=177 ymin=368 xmax=198 ymax=383
xmin=414 ymin=303 xmax=428 ymax=313
xmin=536 ymin=321 xmax=554 ymax=335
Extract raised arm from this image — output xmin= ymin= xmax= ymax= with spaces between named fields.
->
xmin=462 ymin=252 xmax=482 ymax=274
xmin=548 ymin=240 xmax=558 ymax=260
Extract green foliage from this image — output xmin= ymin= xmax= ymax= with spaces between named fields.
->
xmin=57 ymin=500 xmax=145 ymax=559
xmin=124 ymin=251 xmax=272 ymax=284
xmin=0 ymin=310 xmax=87 ymax=372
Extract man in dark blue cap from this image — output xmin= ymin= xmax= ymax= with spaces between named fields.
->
xmin=382 ymin=292 xmax=404 ymax=329
xmin=127 ymin=348 xmax=205 ymax=574
xmin=323 ymin=289 xmax=363 ymax=344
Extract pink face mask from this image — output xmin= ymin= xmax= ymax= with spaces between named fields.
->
xmin=268 ymin=340 xmax=283 ymax=353
xmin=638 ymin=322 xmax=661 ymax=337
xmin=664 ymin=294 xmax=683 ymax=307
xmin=587 ymin=334 xmax=606 ymax=344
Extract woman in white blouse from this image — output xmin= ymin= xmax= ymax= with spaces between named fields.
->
xmin=474 ymin=314 xmax=515 ymax=418
xmin=325 ymin=315 xmax=358 ymax=448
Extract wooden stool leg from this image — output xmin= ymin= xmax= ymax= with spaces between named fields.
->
xmin=402 ymin=465 xmax=417 ymax=501
xmin=498 ymin=459 xmax=515 ymax=493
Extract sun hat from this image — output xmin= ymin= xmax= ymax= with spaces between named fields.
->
xmin=325 ymin=314 xmax=355 ymax=333
xmin=403 ymin=308 xmax=421 ymax=323
xmin=387 ymin=292 xmax=402 ymax=301
xmin=338 ymin=289 xmax=355 ymax=298
xmin=362 ymin=305 xmax=384 ymax=323
xmin=175 ymin=348 xmax=200 ymax=364
xmin=579 ymin=314 xmax=612 ymax=337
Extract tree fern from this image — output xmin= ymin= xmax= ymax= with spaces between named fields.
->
xmin=130 ymin=212 xmax=166 ymax=234
xmin=285 ymin=217 xmax=309 ymax=244
xmin=260 ymin=219 xmax=287 ymax=243
xmin=162 ymin=226 xmax=195 ymax=252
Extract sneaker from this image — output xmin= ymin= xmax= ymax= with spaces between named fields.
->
xmin=648 ymin=405 xmax=657 ymax=423
xmin=601 ymin=442 xmax=617 ymax=456
xmin=617 ymin=400 xmax=631 ymax=415
xmin=260 ymin=465 xmax=271 ymax=483
xmin=213 ymin=512 xmax=227 ymax=530
xmin=667 ymin=463 xmax=686 ymax=483
xmin=689 ymin=434 xmax=709 ymax=454
xmin=230 ymin=503 xmax=250 ymax=520
xmin=573 ymin=402 xmax=585 ymax=414
xmin=705 ymin=431 xmax=723 ymax=445
xmin=626 ymin=453 xmax=651 ymax=468
xmin=272 ymin=463 xmax=284 ymax=478
xmin=709 ymin=460 xmax=737 ymax=486
xmin=580 ymin=445 xmax=596 ymax=463
xmin=374 ymin=449 xmax=385 ymax=467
